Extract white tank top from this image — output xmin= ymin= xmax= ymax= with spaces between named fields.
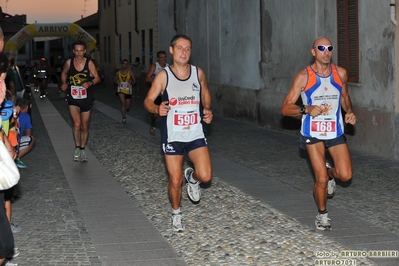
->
xmin=161 ymin=65 xmax=205 ymax=143
xmin=152 ymin=62 xmax=169 ymax=78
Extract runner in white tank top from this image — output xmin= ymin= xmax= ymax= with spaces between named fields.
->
xmin=161 ymin=65 xmax=205 ymax=143
xmin=145 ymin=51 xmax=169 ymax=135
xmin=144 ymin=35 xmax=213 ymax=232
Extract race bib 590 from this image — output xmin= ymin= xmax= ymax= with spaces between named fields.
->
xmin=173 ymin=109 xmax=199 ymax=131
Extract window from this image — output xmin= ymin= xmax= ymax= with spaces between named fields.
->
xmin=149 ymin=29 xmax=153 ymax=65
xmin=103 ymin=36 xmax=107 ymax=62
xmin=134 ymin=0 xmax=138 ymax=33
xmin=141 ymin=30 xmax=145 ymax=66
xmin=337 ymin=0 xmax=359 ymax=83
xmin=95 ymin=34 xmax=100 ymax=53
xmin=128 ymin=32 xmax=132 ymax=63
xmin=108 ymin=36 xmax=111 ymax=63
xmin=119 ymin=34 xmax=122 ymax=63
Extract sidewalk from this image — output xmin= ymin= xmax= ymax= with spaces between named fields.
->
xmin=9 ymin=84 xmax=399 ymax=265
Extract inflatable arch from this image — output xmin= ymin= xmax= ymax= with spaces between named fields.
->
xmin=4 ymin=23 xmax=97 ymax=60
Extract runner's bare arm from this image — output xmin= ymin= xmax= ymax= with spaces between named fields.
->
xmin=145 ymin=64 xmax=156 ymax=83
xmin=337 ymin=66 xmax=356 ymax=125
xmin=198 ymin=68 xmax=213 ymax=124
xmin=60 ymin=59 xmax=70 ymax=91
xmin=113 ymin=71 xmax=119 ymax=84
xmin=144 ymin=70 xmax=169 ymax=116
xmin=87 ymin=60 xmax=100 ymax=87
xmin=281 ymin=69 xmax=308 ymax=116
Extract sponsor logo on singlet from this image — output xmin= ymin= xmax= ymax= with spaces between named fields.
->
xmin=177 ymin=95 xmax=199 ymax=105
xmin=169 ymin=98 xmax=178 ymax=106
xmin=192 ymin=83 xmax=199 ymax=91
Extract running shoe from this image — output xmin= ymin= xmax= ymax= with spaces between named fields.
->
xmin=122 ymin=118 xmax=126 ymax=124
xmin=326 ymin=162 xmax=336 ymax=198
xmin=10 ymin=247 xmax=20 ymax=258
xmin=15 ymin=158 xmax=27 ymax=169
xmin=4 ymin=260 xmax=17 ymax=266
xmin=11 ymin=223 xmax=21 ymax=233
xmin=171 ymin=212 xmax=185 ymax=232
xmin=315 ymin=212 xmax=332 ymax=230
xmin=184 ymin=167 xmax=201 ymax=202
xmin=80 ymin=149 xmax=88 ymax=162
xmin=73 ymin=148 xmax=81 ymax=161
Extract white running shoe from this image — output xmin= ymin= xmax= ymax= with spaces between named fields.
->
xmin=80 ymin=149 xmax=88 ymax=162
xmin=327 ymin=178 xmax=336 ymax=198
xmin=171 ymin=212 xmax=185 ymax=232
xmin=73 ymin=148 xmax=81 ymax=161
xmin=326 ymin=162 xmax=336 ymax=198
xmin=184 ymin=167 xmax=201 ymax=202
xmin=12 ymin=247 xmax=20 ymax=258
xmin=315 ymin=212 xmax=332 ymax=230
xmin=4 ymin=260 xmax=18 ymax=266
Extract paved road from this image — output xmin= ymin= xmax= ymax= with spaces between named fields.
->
xmin=7 ymin=83 xmax=398 ymax=265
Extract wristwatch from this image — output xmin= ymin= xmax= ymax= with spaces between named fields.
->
xmin=299 ymin=105 xmax=306 ymax=115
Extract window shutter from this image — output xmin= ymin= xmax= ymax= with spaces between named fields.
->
xmin=337 ymin=0 xmax=359 ymax=82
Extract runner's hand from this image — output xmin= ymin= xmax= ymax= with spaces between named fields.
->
xmin=203 ymin=108 xmax=213 ymax=124
xmin=345 ymin=112 xmax=356 ymax=125
xmin=158 ymin=101 xmax=170 ymax=116
xmin=61 ymin=84 xmax=68 ymax=91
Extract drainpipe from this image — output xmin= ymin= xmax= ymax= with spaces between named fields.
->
xmin=391 ymin=0 xmax=397 ymax=26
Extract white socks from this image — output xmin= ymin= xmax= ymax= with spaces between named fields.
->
xmin=172 ymin=208 xmax=181 ymax=215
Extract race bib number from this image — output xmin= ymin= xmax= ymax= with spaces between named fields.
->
xmin=71 ymin=85 xmax=87 ymax=99
xmin=118 ymin=82 xmax=131 ymax=94
xmin=173 ymin=109 xmax=199 ymax=131
xmin=311 ymin=120 xmax=336 ymax=138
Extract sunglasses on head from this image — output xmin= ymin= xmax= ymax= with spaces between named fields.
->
xmin=315 ymin=45 xmax=334 ymax=52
